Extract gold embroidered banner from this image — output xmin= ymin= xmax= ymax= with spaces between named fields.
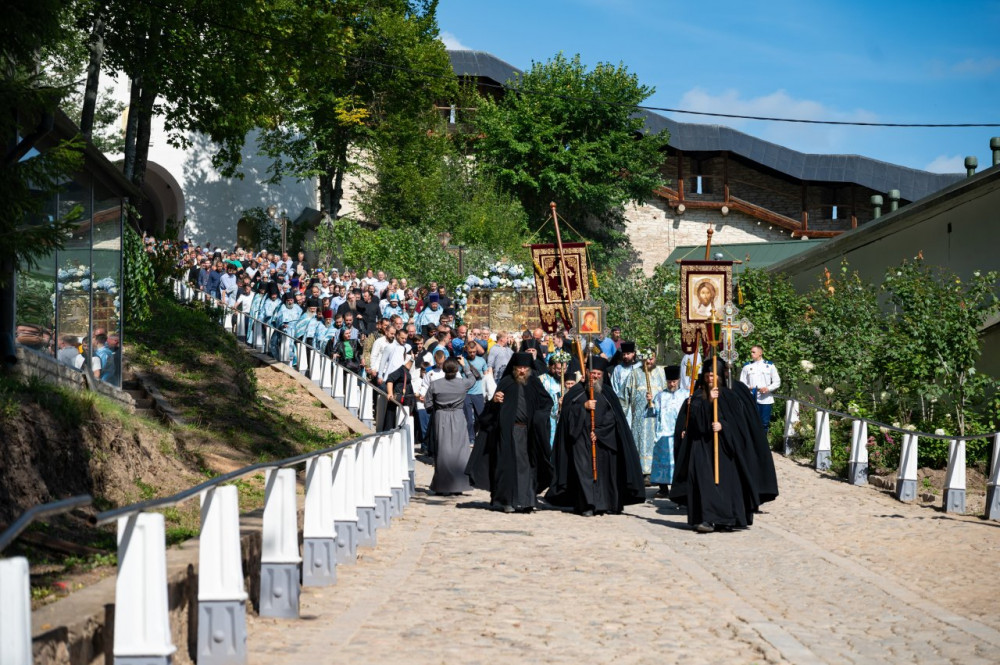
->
xmin=678 ymin=260 xmax=733 ymax=354
xmin=529 ymin=243 xmax=589 ymax=333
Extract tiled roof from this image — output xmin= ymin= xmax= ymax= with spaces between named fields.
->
xmin=448 ymin=50 xmax=963 ymax=202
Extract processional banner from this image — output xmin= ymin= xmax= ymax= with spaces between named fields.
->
xmin=678 ymin=260 xmax=733 ymax=354
xmin=529 ymin=243 xmax=589 ymax=333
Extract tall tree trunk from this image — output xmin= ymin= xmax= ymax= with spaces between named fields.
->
xmin=319 ymin=172 xmax=333 ymax=213
xmin=131 ymin=83 xmax=156 ymax=190
xmin=330 ymin=139 xmax=349 ymax=218
xmin=122 ymin=77 xmax=141 ymax=181
xmin=80 ymin=15 xmax=106 ymax=139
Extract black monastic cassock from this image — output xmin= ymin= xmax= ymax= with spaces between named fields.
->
xmin=546 ymin=381 xmax=645 ymax=514
xmin=465 ymin=372 xmax=554 ymax=510
xmin=669 ymin=376 xmax=778 ymax=528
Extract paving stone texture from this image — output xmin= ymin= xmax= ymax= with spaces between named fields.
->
xmin=248 ymin=454 xmax=1000 ymax=664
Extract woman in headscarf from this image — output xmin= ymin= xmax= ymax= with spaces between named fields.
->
xmin=425 ymin=356 xmax=480 ymax=495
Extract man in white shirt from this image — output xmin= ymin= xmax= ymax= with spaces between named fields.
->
xmin=739 ymin=344 xmax=781 ymax=434
xmin=368 ymin=322 xmax=394 ymax=384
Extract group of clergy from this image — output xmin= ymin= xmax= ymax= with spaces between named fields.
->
xmin=465 ymin=341 xmax=778 ymax=532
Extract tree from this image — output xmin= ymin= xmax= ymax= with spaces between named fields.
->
xmin=593 ymin=264 xmax=680 ymax=353
xmin=472 ymin=53 xmax=670 ymax=269
xmin=260 ymin=0 xmax=456 ymax=217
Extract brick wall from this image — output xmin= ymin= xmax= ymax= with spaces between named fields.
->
xmin=624 ymin=198 xmax=786 ymax=275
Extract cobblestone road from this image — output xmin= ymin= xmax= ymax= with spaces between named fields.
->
xmin=248 ymin=455 xmax=1000 ymax=664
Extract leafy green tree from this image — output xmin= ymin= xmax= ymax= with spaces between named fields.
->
xmin=594 ymin=264 xmax=680 ymax=353
xmin=260 ymin=0 xmax=455 ymax=217
xmin=881 ymin=255 xmax=999 ymax=436
xmin=472 ymin=53 xmax=670 ymax=269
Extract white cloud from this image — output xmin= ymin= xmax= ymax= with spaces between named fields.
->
xmin=951 ymin=57 xmax=1000 ymax=76
xmin=675 ymin=87 xmax=878 ymax=153
xmin=924 ymin=154 xmax=965 ymax=173
xmin=439 ymin=31 xmax=470 ymax=51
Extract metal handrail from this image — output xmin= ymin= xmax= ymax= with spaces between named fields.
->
xmin=89 ymin=432 xmax=386 ymax=527
xmin=0 ymin=495 xmax=93 ymax=553
xmin=183 ymin=280 xmax=405 ymax=409
xmin=84 ymin=279 xmax=410 ymax=528
xmin=775 ymin=394 xmax=1000 ymax=442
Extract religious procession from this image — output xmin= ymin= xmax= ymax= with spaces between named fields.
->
xmin=163 ymin=206 xmax=780 ymax=534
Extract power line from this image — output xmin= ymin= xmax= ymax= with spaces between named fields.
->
xmin=136 ymin=2 xmax=1000 ymax=129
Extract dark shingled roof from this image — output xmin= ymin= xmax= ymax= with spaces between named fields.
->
xmin=448 ymin=49 xmax=963 ymax=202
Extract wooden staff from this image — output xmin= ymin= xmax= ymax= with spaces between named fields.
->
xmin=551 ymin=202 xmax=575 ymax=331
xmin=587 ymin=335 xmax=596 ymax=482
xmin=682 ymin=329 xmax=702 ymax=433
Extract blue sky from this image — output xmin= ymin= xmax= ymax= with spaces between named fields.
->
xmin=437 ymin=0 xmax=1000 ymax=173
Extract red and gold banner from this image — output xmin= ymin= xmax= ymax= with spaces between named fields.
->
xmin=678 ymin=260 xmax=733 ymax=354
xmin=529 ymin=243 xmax=589 ymax=333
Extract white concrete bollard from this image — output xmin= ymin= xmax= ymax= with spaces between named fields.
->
xmin=388 ymin=431 xmax=405 ymax=517
xmin=355 ymin=440 xmax=377 ymax=548
xmin=254 ymin=322 xmax=266 ymax=352
xmin=942 ymin=439 xmax=966 ymax=514
xmin=235 ymin=312 xmax=246 ymax=339
xmin=895 ymin=433 xmax=919 ymax=502
xmin=402 ymin=405 xmax=416 ymax=496
xmin=345 ymin=375 xmax=360 ymax=417
xmin=280 ymin=335 xmax=294 ymax=364
xmin=114 ymin=513 xmax=176 ymax=665
xmin=0 ymin=557 xmax=32 ymax=665
xmin=309 ymin=351 xmax=324 ymax=384
xmin=372 ymin=434 xmax=392 ymax=529
xmin=985 ymin=433 xmax=1000 ymax=520
xmin=814 ymin=410 xmax=831 ymax=471
xmin=782 ymin=399 xmax=799 ymax=455
xmin=321 ymin=356 xmax=334 ymax=393
xmin=260 ymin=468 xmax=301 ymax=618
xmin=332 ymin=363 xmax=346 ymax=405
xmin=197 ymin=486 xmax=248 ymax=665
xmin=375 ymin=393 xmax=387 ymax=432
xmin=331 ymin=446 xmax=358 ymax=564
xmin=359 ymin=381 xmax=375 ymax=429
xmin=848 ymin=420 xmax=869 ymax=485
xmin=303 ymin=456 xmax=337 ymax=587
xmin=296 ymin=340 xmax=309 ymax=374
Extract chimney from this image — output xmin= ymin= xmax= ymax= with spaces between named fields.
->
xmin=871 ymin=194 xmax=883 ymax=219
xmin=888 ymin=189 xmax=900 ymax=213
xmin=991 ymin=137 xmax=1000 ymax=167
xmin=965 ymin=156 xmax=978 ymax=177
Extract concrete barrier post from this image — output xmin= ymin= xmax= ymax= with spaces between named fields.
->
xmin=985 ymin=434 xmax=1000 ymax=520
xmin=197 ymin=486 xmax=248 ymax=665
xmin=388 ymin=431 xmax=405 ymax=517
xmin=814 ymin=410 xmax=831 ymax=471
xmin=359 ymin=382 xmax=375 ymax=429
xmin=332 ymin=363 xmax=346 ymax=404
xmin=372 ymin=435 xmax=392 ymax=529
xmin=260 ymin=468 xmax=301 ymax=618
xmin=303 ymin=456 xmax=337 ymax=587
xmin=345 ymin=375 xmax=360 ymax=418
xmin=895 ymin=433 xmax=918 ymax=502
xmin=782 ymin=399 xmax=799 ymax=455
xmin=403 ymin=405 xmax=416 ymax=495
xmin=321 ymin=356 xmax=334 ymax=393
xmin=355 ymin=439 xmax=377 ymax=548
xmin=848 ymin=420 xmax=869 ymax=485
xmin=296 ymin=340 xmax=309 ymax=374
xmin=331 ymin=446 xmax=358 ymax=564
xmin=235 ymin=312 xmax=246 ymax=339
xmin=114 ymin=513 xmax=177 ymax=665
xmin=0 ymin=557 xmax=31 ymax=665
xmin=942 ymin=439 xmax=966 ymax=514
xmin=309 ymin=351 xmax=324 ymax=384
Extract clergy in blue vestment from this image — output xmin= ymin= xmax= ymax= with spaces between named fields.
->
xmin=269 ymin=291 xmax=301 ymax=360
xmin=538 ymin=355 xmax=565 ymax=449
xmin=610 ymin=341 xmax=639 ymax=425
xmin=246 ymin=283 xmax=266 ymax=344
xmin=415 ymin=292 xmax=443 ymax=335
xmin=651 ymin=364 xmax=686 ymax=496
xmin=622 ymin=350 xmax=666 ymax=476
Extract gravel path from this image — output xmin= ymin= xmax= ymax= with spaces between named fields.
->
xmin=248 ymin=453 xmax=1000 ymax=664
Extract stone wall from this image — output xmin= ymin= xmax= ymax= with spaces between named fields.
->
xmin=624 ymin=198 xmax=787 ymax=275
xmin=14 ymin=345 xmax=135 ymax=411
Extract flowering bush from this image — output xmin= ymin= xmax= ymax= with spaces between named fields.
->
xmin=462 ymin=262 xmax=535 ymax=292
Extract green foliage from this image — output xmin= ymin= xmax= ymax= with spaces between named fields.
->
xmin=239 ymin=206 xmax=281 ymax=253
xmin=311 ymin=218 xmax=463 ymax=288
xmin=472 ymin=52 xmax=670 ymax=270
xmin=123 ymin=224 xmax=154 ymax=327
xmin=593 ymin=264 xmax=680 ymax=353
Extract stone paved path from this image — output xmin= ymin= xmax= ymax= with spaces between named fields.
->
xmin=248 ymin=454 xmax=1000 ymax=664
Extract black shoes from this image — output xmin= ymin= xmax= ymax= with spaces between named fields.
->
xmin=695 ymin=522 xmax=714 ymax=533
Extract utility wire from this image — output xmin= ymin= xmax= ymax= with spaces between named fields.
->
xmin=137 ymin=1 xmax=1000 ymax=129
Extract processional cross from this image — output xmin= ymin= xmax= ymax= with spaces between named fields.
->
xmin=718 ymin=300 xmax=753 ymax=365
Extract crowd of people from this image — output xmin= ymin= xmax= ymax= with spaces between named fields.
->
xmin=173 ymin=240 xmax=780 ymax=533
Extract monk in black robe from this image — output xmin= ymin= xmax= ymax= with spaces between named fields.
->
xmin=546 ymin=357 xmax=645 ymax=516
xmin=466 ymin=353 xmax=553 ymax=513
xmin=670 ymin=358 xmax=777 ymax=532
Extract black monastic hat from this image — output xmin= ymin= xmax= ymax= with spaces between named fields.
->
xmin=511 ymin=352 xmax=533 ymax=368
xmin=665 ymin=365 xmax=681 ymax=381
xmin=621 ymin=341 xmax=636 ymax=353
